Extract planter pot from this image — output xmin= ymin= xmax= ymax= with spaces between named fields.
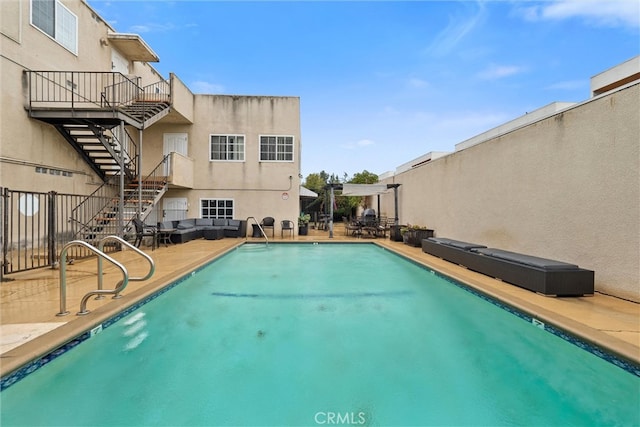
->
xmin=390 ymin=225 xmax=405 ymax=242
xmin=298 ymin=224 xmax=309 ymax=236
xmin=405 ymin=229 xmax=434 ymax=247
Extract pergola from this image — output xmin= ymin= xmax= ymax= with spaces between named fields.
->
xmin=325 ymin=183 xmax=401 ymax=238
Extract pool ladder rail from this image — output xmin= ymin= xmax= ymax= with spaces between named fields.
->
xmin=57 ymin=235 xmax=155 ymax=316
xmin=246 ymin=216 xmax=269 ymax=246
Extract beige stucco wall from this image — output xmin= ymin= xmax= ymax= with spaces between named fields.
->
xmin=380 ymin=83 xmax=639 ymax=301
xmin=141 ymin=95 xmax=302 ymax=234
xmin=0 ymin=0 xmax=164 ymax=194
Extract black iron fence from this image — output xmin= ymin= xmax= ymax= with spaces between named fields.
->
xmin=26 ymin=70 xmax=141 ymax=110
xmin=1 ymin=188 xmax=121 ymax=278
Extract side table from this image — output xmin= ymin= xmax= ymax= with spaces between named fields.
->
xmin=203 ymin=228 xmax=224 ymax=240
xmin=157 ymin=228 xmax=175 ymax=247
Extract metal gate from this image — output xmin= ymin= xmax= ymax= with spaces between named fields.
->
xmin=1 ymin=187 xmax=118 ymax=278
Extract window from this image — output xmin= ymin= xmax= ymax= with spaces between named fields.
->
xmin=260 ymin=135 xmax=294 ymax=161
xmin=210 ymin=135 xmax=245 ymax=161
xmin=201 ymin=199 xmax=234 ymax=219
xmin=31 ymin=0 xmax=77 ymax=54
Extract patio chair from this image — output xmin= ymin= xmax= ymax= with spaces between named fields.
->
xmin=260 ymin=217 xmax=275 ymax=237
xmin=343 ymin=216 xmax=361 ymax=237
xmin=133 ymin=218 xmax=157 ymax=249
xmin=376 ymin=216 xmax=391 ymax=237
xmin=281 ymin=220 xmax=294 ymax=239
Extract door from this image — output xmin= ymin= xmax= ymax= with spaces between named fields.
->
xmin=111 ymin=49 xmax=129 ymax=74
xmin=163 ymin=197 xmax=188 ymax=221
xmin=163 ymin=133 xmax=188 ymax=175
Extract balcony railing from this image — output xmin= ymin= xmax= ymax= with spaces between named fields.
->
xmin=26 ymin=71 xmax=140 ymax=109
xmin=25 ymin=71 xmax=171 ymax=116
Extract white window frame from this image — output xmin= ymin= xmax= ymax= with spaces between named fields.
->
xmin=200 ymin=198 xmax=234 ymax=219
xmin=30 ymin=0 xmax=77 ymax=55
xmin=210 ymin=134 xmax=245 ymax=162
xmin=259 ymin=135 xmax=294 ymax=162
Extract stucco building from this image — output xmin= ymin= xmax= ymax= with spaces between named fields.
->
xmin=1 ymin=0 xmax=301 ymax=270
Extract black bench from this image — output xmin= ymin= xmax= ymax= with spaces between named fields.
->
xmin=422 ymin=238 xmax=594 ymax=296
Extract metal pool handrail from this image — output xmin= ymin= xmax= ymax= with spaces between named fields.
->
xmin=98 ymin=235 xmax=155 ymax=294
xmin=57 ymin=240 xmax=128 ymax=317
xmin=246 ymin=216 xmax=269 ymax=246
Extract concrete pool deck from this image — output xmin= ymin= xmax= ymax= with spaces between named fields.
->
xmin=1 ymin=224 xmax=638 ymax=378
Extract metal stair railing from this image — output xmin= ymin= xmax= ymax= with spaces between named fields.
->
xmin=127 ymin=154 xmax=170 ymax=225
xmin=95 ymin=235 xmax=155 ymax=299
xmin=57 ymin=240 xmax=128 ymax=317
xmin=26 ymin=71 xmax=142 ymax=112
xmin=70 ymin=176 xmax=120 ymax=241
xmin=70 ymin=155 xmax=169 ymax=243
xmin=56 ymin=236 xmax=156 ymax=316
xmin=26 ymin=71 xmax=171 ymax=129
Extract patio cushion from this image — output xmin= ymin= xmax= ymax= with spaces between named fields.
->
xmin=472 ymin=248 xmax=579 ymax=270
xmin=159 ymin=221 xmax=174 ymax=229
xmin=428 ymin=237 xmax=486 ymax=250
xmin=177 ymin=220 xmax=195 ymax=230
xmin=195 ymin=218 xmax=213 ymax=227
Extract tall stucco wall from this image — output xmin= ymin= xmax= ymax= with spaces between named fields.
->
xmin=381 ymin=83 xmax=639 ymax=301
xmin=1 ymin=0 xmax=165 ymax=194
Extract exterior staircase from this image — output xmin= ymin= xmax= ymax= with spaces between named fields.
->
xmin=26 ymin=71 xmax=172 ymax=181
xmin=25 ymin=71 xmax=173 ymax=243
xmin=73 ymin=173 xmax=168 ymax=245
xmin=120 ymin=98 xmax=171 ymax=127
xmin=54 ymin=122 xmax=137 ymax=180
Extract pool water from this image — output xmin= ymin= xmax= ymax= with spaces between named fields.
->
xmin=1 ymin=244 xmax=639 ymax=426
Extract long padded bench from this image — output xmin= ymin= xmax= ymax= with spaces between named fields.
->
xmin=422 ymin=237 xmax=594 ymax=296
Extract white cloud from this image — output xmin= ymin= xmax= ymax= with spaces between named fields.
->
xmin=189 ymin=81 xmax=225 ymax=94
xmin=426 ymin=1 xmax=487 ymax=56
xmin=357 ymin=139 xmax=375 ymax=147
xmin=477 ymin=64 xmax=526 ymax=80
xmin=129 ymin=22 xmax=177 ymax=34
xmin=520 ymin=0 xmax=640 ymax=28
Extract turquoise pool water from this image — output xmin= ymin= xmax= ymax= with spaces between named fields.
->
xmin=1 ymin=243 xmax=639 ymax=426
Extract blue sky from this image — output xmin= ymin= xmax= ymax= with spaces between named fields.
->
xmin=87 ymin=0 xmax=639 ymax=179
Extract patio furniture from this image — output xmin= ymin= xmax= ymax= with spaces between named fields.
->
xmin=421 ymin=237 xmax=594 ymax=296
xmin=133 ymin=218 xmax=157 ymax=249
xmin=203 ymin=228 xmax=224 ymax=240
xmin=260 ymin=217 xmax=275 ymax=237
xmin=343 ymin=216 xmax=361 ymax=237
xmin=281 ymin=220 xmax=294 ymax=239
xmin=156 ymin=227 xmax=176 ymax=247
xmin=158 ymin=218 xmax=247 ymax=243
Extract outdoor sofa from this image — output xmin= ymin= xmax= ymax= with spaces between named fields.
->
xmin=159 ymin=218 xmax=247 ymax=244
xmin=422 ymin=237 xmax=594 ymax=297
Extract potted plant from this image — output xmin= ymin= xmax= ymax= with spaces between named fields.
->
xmin=401 ymin=224 xmax=434 ymax=247
xmin=298 ymin=213 xmax=311 ymax=236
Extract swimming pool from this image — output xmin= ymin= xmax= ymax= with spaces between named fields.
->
xmin=1 ymin=243 xmax=639 ymax=426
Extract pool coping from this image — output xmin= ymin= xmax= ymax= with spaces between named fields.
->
xmin=376 ymin=242 xmax=640 ymax=369
xmin=0 ymin=241 xmax=244 ymax=382
xmin=1 ymin=240 xmax=639 ymax=390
